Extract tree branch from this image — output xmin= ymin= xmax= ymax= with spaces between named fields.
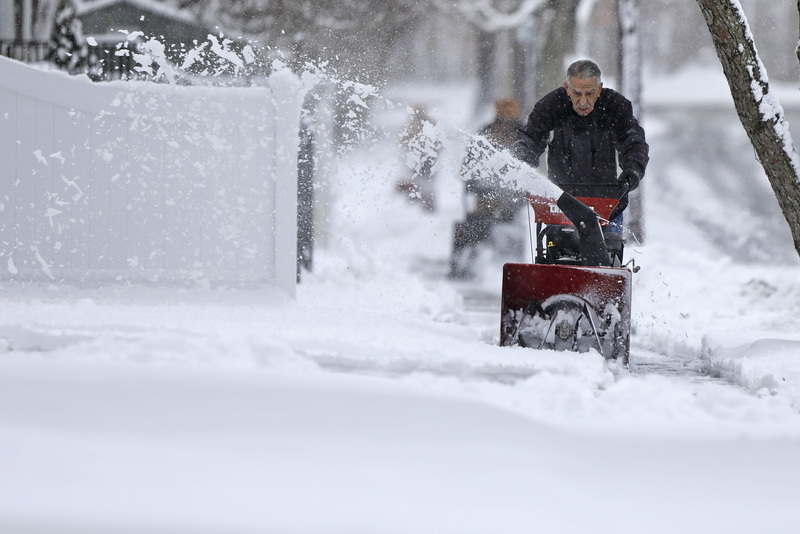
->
xmin=697 ymin=0 xmax=800 ymax=258
xmin=431 ymin=0 xmax=549 ymax=32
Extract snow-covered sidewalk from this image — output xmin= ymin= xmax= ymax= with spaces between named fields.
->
xmin=1 ymin=266 xmax=799 ymax=533
xmin=3 ymin=81 xmax=800 ymax=532
xmin=2 ymin=195 xmax=800 ymax=533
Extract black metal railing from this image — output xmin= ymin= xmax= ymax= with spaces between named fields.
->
xmin=0 ymin=39 xmax=51 ymax=63
xmin=0 ymin=39 xmax=143 ymax=81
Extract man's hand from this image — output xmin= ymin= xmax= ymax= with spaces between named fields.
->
xmin=618 ymin=168 xmax=642 ymax=191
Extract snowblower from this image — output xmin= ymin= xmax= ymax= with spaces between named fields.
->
xmin=499 ymin=187 xmax=634 ymax=364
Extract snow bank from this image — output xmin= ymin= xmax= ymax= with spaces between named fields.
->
xmin=704 ymin=335 xmax=800 ymax=410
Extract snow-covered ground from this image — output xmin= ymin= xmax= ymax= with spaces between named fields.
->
xmin=3 ymin=67 xmax=800 ymax=533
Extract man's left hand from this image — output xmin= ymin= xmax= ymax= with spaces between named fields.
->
xmin=618 ymin=168 xmax=642 ymax=191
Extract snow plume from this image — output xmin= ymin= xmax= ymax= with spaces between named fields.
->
xmin=114 ymin=30 xmax=176 ymax=83
xmin=206 ymin=34 xmax=246 ymax=75
xmin=118 ymin=32 xmax=265 ymax=83
xmin=455 ymin=128 xmax=561 ymax=199
xmin=132 ymin=34 xmax=177 ymax=83
xmin=117 ymin=33 xmax=554 ymax=202
xmin=119 ymin=33 xmax=381 ymax=152
xmin=294 ymin=70 xmax=555 ymax=199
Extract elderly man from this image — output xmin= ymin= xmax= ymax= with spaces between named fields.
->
xmin=513 ymin=59 xmax=649 ymax=262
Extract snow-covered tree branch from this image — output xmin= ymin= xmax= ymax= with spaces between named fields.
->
xmin=697 ymin=0 xmax=800 ymax=258
xmin=179 ymin=0 xmax=421 ymax=42
xmin=429 ymin=0 xmax=548 ymax=32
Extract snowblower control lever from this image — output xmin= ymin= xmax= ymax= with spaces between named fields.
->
xmin=607 ymin=184 xmax=630 ymax=223
xmin=555 ymin=192 xmax=612 ymax=267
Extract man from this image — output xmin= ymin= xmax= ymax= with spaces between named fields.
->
xmin=449 ymin=98 xmax=525 ymax=279
xmin=513 ymin=59 xmax=649 ymax=263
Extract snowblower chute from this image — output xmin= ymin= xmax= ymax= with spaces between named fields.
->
xmin=500 ymin=192 xmax=633 ymax=363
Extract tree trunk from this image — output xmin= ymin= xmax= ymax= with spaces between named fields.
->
xmin=476 ymin=28 xmax=496 ymax=116
xmin=512 ymin=23 xmax=532 ymax=113
xmin=797 ymin=0 xmax=800 ymax=69
xmin=697 ymin=0 xmax=800 ymax=258
xmin=535 ymin=0 xmax=582 ymax=100
xmin=514 ymin=19 xmax=538 ymax=114
xmin=617 ymin=0 xmax=645 ymax=243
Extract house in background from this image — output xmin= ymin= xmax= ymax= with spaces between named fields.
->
xmin=0 ymin=0 xmax=42 ymax=41
xmin=0 ymin=0 xmax=16 ymax=41
xmin=0 ymin=0 xmax=213 ymax=78
xmin=0 ymin=0 xmax=53 ymax=62
xmin=76 ymin=0 xmax=210 ymax=51
xmin=75 ymin=0 xmax=213 ymax=79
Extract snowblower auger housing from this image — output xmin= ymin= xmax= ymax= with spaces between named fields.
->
xmin=499 ymin=193 xmax=632 ymax=363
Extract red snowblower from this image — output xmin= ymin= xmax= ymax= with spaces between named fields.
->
xmin=500 ymin=188 xmax=634 ymax=364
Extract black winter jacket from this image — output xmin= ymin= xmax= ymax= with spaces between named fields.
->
xmin=513 ymin=86 xmax=649 ymax=199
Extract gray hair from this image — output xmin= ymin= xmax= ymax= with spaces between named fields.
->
xmin=566 ymin=60 xmax=602 ymax=83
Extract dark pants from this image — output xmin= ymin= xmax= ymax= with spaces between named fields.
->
xmin=449 ymin=212 xmax=492 ymax=278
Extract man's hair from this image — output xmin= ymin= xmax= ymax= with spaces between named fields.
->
xmin=566 ymin=60 xmax=602 ymax=83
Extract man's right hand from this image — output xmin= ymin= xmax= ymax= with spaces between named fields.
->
xmin=617 ymin=168 xmax=642 ymax=191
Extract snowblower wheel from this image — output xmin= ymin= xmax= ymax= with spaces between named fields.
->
xmin=506 ymin=295 xmax=627 ymax=362
xmin=518 ymin=298 xmax=598 ymax=353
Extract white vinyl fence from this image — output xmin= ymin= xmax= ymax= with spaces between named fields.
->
xmin=0 ymin=56 xmax=302 ymax=294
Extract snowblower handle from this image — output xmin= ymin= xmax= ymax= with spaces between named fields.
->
xmin=607 ymin=184 xmax=630 ymax=223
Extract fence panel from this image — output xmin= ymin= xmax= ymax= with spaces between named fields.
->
xmin=0 ymin=56 xmax=300 ymax=293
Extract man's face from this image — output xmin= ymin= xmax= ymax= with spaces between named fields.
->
xmin=564 ymin=76 xmax=603 ymax=116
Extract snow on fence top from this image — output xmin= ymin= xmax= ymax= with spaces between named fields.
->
xmin=0 ymin=56 xmax=303 ymax=293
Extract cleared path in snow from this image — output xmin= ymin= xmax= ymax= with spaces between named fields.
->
xmin=455 ymin=278 xmax=755 ymax=389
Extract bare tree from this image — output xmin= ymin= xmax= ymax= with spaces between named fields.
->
xmin=429 ymin=0 xmax=546 ymax=31
xmin=534 ymin=0 xmax=581 ymax=100
xmin=797 ymin=0 xmax=800 ymax=68
xmin=617 ymin=0 xmax=645 ymax=242
xmin=696 ymin=0 xmax=800 ymax=257
xmin=431 ymin=0 xmax=582 ymax=111
xmin=430 ymin=0 xmax=546 ymax=112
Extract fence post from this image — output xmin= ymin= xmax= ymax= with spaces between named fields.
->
xmin=269 ymin=69 xmax=305 ymax=297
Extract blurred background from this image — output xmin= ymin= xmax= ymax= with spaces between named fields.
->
xmin=4 ymin=1 xmax=798 ymax=108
